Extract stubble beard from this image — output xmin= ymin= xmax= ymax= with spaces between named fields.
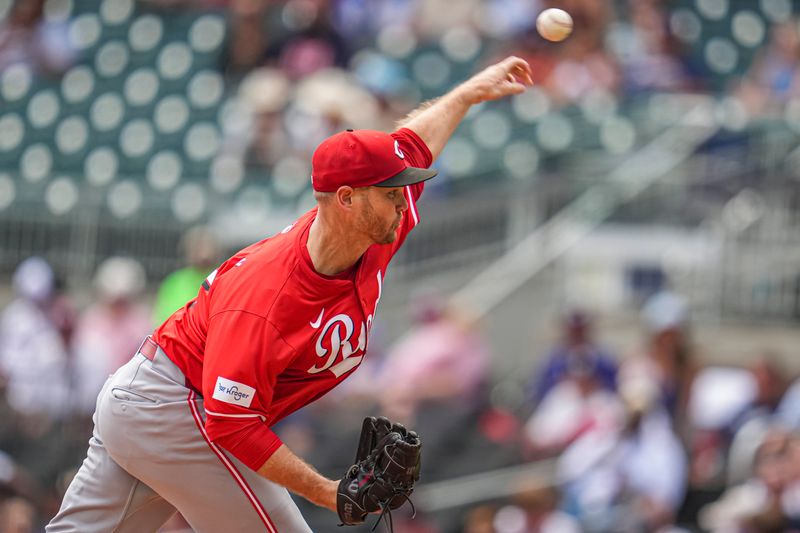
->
xmin=360 ymin=200 xmax=397 ymax=245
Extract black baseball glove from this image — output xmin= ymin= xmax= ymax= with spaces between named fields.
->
xmin=336 ymin=416 xmax=422 ymax=531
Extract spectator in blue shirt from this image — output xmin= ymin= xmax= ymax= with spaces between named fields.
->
xmin=529 ymin=310 xmax=618 ymax=406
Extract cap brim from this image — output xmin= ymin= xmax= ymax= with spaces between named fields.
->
xmin=375 ymin=166 xmax=438 ymax=188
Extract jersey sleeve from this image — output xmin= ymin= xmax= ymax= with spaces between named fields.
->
xmin=201 ymin=310 xmax=297 ymax=471
xmin=390 ymin=127 xmax=434 ymax=253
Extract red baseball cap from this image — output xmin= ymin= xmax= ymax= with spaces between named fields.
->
xmin=311 ymin=129 xmax=437 ymax=192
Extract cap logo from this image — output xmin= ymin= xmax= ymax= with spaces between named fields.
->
xmin=394 ymin=140 xmax=405 ymax=160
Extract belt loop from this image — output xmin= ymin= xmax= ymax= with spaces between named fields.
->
xmin=137 ymin=336 xmax=148 ymax=356
xmin=138 ymin=335 xmax=157 ymax=361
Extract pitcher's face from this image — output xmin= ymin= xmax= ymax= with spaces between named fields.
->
xmin=355 ymin=186 xmax=408 ymax=245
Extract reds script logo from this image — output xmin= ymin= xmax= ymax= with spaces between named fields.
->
xmin=307 ymin=313 xmax=370 ymax=378
xmin=307 ymin=271 xmax=383 ymax=378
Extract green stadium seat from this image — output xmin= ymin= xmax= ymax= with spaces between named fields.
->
xmin=188 ymin=14 xmax=227 ymax=55
xmin=0 ymin=172 xmax=15 ymax=211
xmin=26 ymin=89 xmax=62 ymax=132
xmin=470 ymin=108 xmax=512 ymax=150
xmin=170 ymin=182 xmax=207 ymax=222
xmin=94 ymin=40 xmax=131 ymax=79
xmin=187 ymin=70 xmax=225 ymax=110
xmin=128 ymin=14 xmax=164 ymax=53
xmin=61 ymin=65 xmax=97 ymax=115
xmin=600 ymin=116 xmax=638 ymax=154
xmin=502 ymin=140 xmax=541 ymax=181
xmin=209 ymin=153 xmax=244 ymax=195
xmin=440 ymin=135 xmax=478 ymax=178
xmin=89 ymin=92 xmax=126 ymax=132
xmin=44 ymin=175 xmax=80 ymax=216
xmin=759 ymin=0 xmax=792 ymax=23
xmin=118 ymin=118 xmax=155 ymax=174
xmin=704 ymin=37 xmax=739 ymax=76
xmin=411 ymin=49 xmax=453 ymax=97
xmin=271 ymin=155 xmax=311 ymax=200
xmin=106 ymin=179 xmax=143 ymax=218
xmin=68 ymin=13 xmax=103 ymax=52
xmin=157 ymin=41 xmax=194 ymax=82
xmin=1 ymin=63 xmax=35 ymax=111
xmin=84 ymin=146 xmax=119 ymax=186
xmin=146 ymin=150 xmax=183 ymax=191
xmin=0 ymin=113 xmax=27 ymax=165
xmin=123 ymin=67 xmax=160 ymax=108
xmin=536 ymin=112 xmax=575 ymax=153
xmin=153 ymin=95 xmax=190 ymax=135
xmin=731 ymin=10 xmax=766 ymax=48
xmin=20 ymin=143 xmax=54 ymax=183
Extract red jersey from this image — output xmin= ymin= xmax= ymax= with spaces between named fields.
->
xmin=154 ymin=128 xmax=432 ymax=471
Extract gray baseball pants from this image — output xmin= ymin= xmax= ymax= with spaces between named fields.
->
xmin=47 ymin=345 xmax=313 ymax=532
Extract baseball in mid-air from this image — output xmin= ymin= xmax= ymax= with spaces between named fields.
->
xmin=536 ymin=8 xmax=573 ymax=42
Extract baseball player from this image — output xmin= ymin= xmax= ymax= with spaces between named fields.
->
xmin=47 ymin=56 xmax=533 ymax=532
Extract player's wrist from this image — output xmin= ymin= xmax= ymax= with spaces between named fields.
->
xmin=330 ymin=479 xmax=340 ymax=511
xmin=321 ymin=479 xmax=338 ymax=512
xmin=450 ymin=83 xmax=480 ymax=107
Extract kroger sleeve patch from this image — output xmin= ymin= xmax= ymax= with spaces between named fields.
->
xmin=212 ymin=376 xmax=256 ymax=408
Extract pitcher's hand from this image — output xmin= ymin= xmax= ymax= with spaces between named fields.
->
xmin=456 ymin=56 xmax=534 ymax=105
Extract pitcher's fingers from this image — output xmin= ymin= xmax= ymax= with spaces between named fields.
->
xmin=503 ymin=56 xmax=533 ymax=85
xmin=502 ymin=55 xmax=532 ymax=73
xmin=512 ymin=64 xmax=534 ymax=85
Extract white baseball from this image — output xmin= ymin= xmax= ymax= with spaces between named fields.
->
xmin=536 ymin=8 xmax=573 ymax=42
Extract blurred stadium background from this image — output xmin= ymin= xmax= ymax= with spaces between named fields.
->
xmin=2 ymin=0 xmax=800 ymax=531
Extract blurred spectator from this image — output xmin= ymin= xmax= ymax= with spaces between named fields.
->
xmin=777 ymin=376 xmax=800 ymax=430
xmin=545 ymin=0 xmax=611 ymax=52
xmin=743 ymin=356 xmax=790 ymax=425
xmin=48 ymin=275 xmax=78 ymax=356
xmin=541 ymin=35 xmax=620 ymax=107
xmin=465 ymin=497 xmax=582 ymax=533
xmin=528 ymin=310 xmax=617 ymax=406
xmin=783 ymin=434 xmax=800 ymax=529
xmin=0 ymin=450 xmax=41 ymax=517
xmin=538 ymin=0 xmax=620 ymax=106
xmin=606 ymin=0 xmax=696 ymax=95
xmin=622 ymin=290 xmax=696 ymax=426
xmin=558 ymin=371 xmax=688 ymax=533
xmin=330 ymin=0 xmax=415 ymax=47
xmin=688 ymin=355 xmax=789 ymax=488
xmin=700 ymin=427 xmax=800 ymax=533
xmin=226 ymin=0 xmax=349 ymax=79
xmin=288 ymin=67 xmax=383 ymax=150
xmin=279 ymin=0 xmax=350 ymax=79
xmin=515 ymin=485 xmax=582 ymax=533
xmin=232 ymin=67 xmax=292 ymax=168
xmin=415 ymin=0 xmax=480 ymax=41
xmin=463 ymin=504 xmax=496 ymax=533
xmin=0 ymin=0 xmax=73 ymax=74
xmin=522 ymin=372 xmax=622 ymax=458
xmin=369 ymin=297 xmax=493 ymax=483
xmin=736 ymin=20 xmax=800 ymax=116
xmin=222 ymin=64 xmax=383 ymax=195
xmin=481 ymin=0 xmax=541 ymax=40
xmin=224 ymin=0 xmax=272 ymax=75
xmin=72 ymin=257 xmax=151 ymax=414
xmin=0 ymin=496 xmax=35 ymax=533
xmin=521 ymin=310 xmax=619 ymax=457
xmin=0 ymin=257 xmax=71 ymax=420
xmin=154 ymin=227 xmax=221 ymax=325
xmin=378 ymin=295 xmax=489 ymax=426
